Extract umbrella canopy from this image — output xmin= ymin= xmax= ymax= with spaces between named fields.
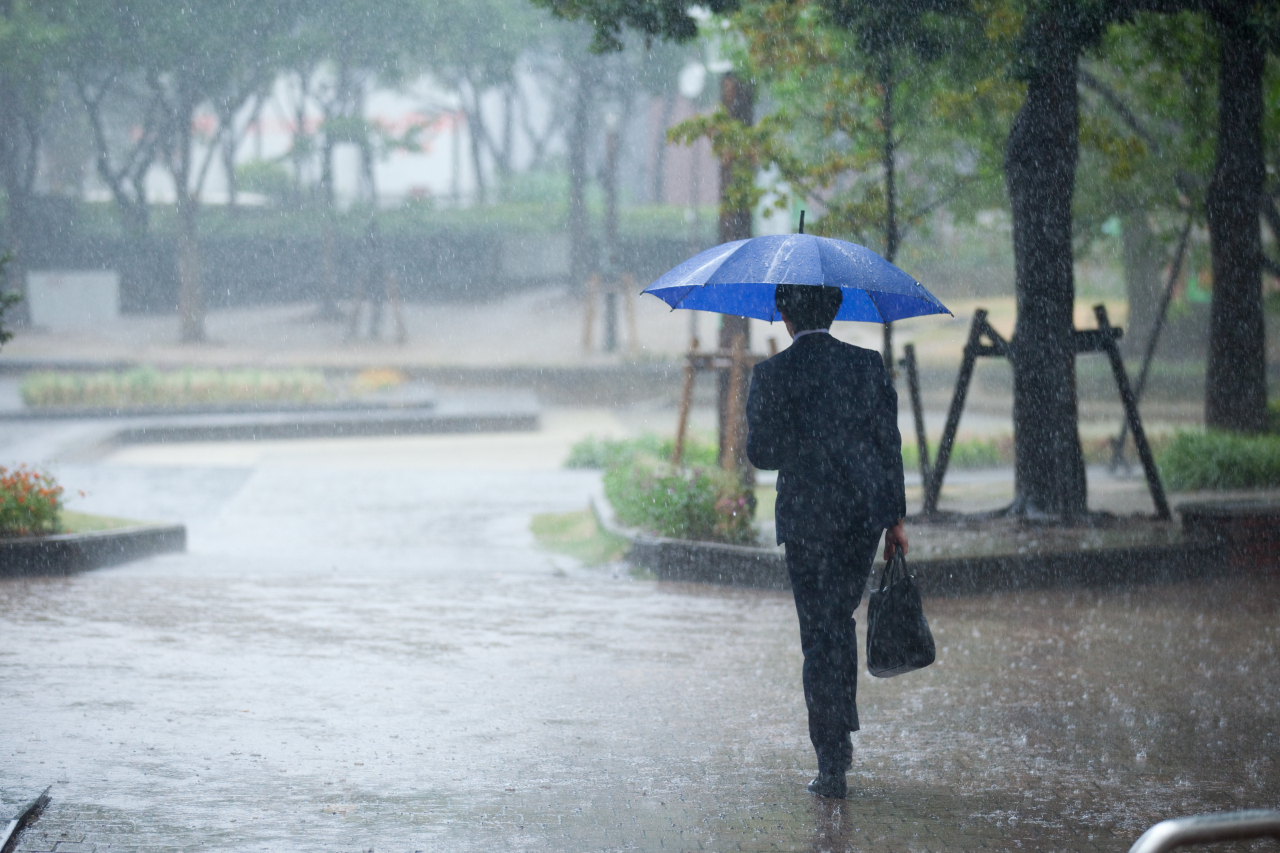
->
xmin=642 ymin=233 xmax=950 ymax=323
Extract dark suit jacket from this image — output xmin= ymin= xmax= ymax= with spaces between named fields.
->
xmin=746 ymin=332 xmax=906 ymax=545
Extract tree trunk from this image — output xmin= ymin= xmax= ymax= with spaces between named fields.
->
xmin=222 ymin=116 xmax=238 ymax=214
xmin=652 ymin=92 xmax=675 ymax=204
xmin=1006 ymin=50 xmax=1087 ymax=517
xmin=717 ymin=71 xmax=754 ymax=477
xmin=1205 ymin=14 xmax=1267 ymax=433
xmin=464 ymin=89 xmax=488 ymax=206
xmin=0 ymin=84 xmax=39 ymax=325
xmin=880 ymin=54 xmax=899 ymax=374
xmin=176 ymin=188 xmax=205 ymax=343
xmin=568 ymin=60 xmax=594 ymax=288
xmin=174 ymin=88 xmax=204 ymax=344
xmin=1120 ymin=208 xmax=1163 ymax=356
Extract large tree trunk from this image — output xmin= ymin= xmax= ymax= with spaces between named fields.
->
xmin=568 ymin=59 xmax=594 ymax=289
xmin=879 ymin=54 xmax=899 ymax=373
xmin=1205 ymin=14 xmax=1267 ymax=433
xmin=0 ymin=84 xmax=39 ymax=325
xmin=1006 ymin=50 xmax=1088 ymax=517
xmin=652 ymin=92 xmax=675 ymax=204
xmin=718 ymin=71 xmax=754 ymax=476
xmin=176 ymin=188 xmax=205 ymax=343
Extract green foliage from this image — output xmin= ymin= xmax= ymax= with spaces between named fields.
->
xmin=0 ymin=465 xmax=63 ymax=537
xmin=565 ymin=432 xmax=718 ymax=470
xmin=532 ymin=0 xmax=739 ymax=52
xmin=604 ymin=455 xmax=756 ymax=544
xmin=668 ymin=0 xmax=1013 ymax=254
xmin=236 ymin=161 xmax=295 ymax=204
xmin=1157 ymin=430 xmax=1280 ymax=491
xmin=21 ymin=368 xmax=330 ymax=409
xmin=1074 ymin=10 xmax=1217 ymax=253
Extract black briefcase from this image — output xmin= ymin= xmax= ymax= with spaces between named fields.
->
xmin=866 ymin=547 xmax=935 ymax=677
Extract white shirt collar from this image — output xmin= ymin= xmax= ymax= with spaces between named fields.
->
xmin=791 ymin=328 xmax=831 ymax=342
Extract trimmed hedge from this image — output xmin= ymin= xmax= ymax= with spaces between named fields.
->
xmin=1157 ymin=430 xmax=1280 ymax=491
xmin=21 ymin=367 xmax=330 ymax=409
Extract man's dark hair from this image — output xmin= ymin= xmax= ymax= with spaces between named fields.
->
xmin=775 ymin=284 xmax=843 ymax=330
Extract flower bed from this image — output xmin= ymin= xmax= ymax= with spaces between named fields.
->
xmin=0 ymin=466 xmax=64 ymax=537
xmin=20 ymin=367 xmax=331 ymax=409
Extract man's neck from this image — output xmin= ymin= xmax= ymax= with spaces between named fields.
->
xmin=791 ymin=328 xmax=830 ymax=341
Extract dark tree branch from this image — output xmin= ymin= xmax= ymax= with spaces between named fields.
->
xmin=1078 ymin=67 xmax=1160 ymax=151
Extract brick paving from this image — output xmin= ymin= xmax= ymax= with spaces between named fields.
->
xmin=2 ymin=431 xmax=1278 ymax=852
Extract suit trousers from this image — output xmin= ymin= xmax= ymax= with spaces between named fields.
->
xmin=785 ymin=529 xmax=882 ymax=774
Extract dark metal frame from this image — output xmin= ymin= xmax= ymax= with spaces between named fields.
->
xmin=908 ymin=304 xmax=1170 ymax=520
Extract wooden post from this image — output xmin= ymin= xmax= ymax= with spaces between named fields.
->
xmin=387 ymin=270 xmax=407 ymax=345
xmin=622 ymin=273 xmax=639 ymax=354
xmin=722 ymin=330 xmax=746 ymax=472
xmin=671 ymin=338 xmax=698 ymax=466
xmin=345 ymin=263 xmax=367 ymax=342
xmin=1093 ymin=304 xmax=1171 ymax=520
xmin=924 ymin=311 xmax=986 ymax=515
xmin=582 ymin=273 xmax=600 ymax=351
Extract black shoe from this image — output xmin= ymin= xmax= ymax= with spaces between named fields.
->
xmin=807 ymin=772 xmax=847 ymax=799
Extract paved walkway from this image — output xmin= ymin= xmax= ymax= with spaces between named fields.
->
xmin=2 ymin=425 xmax=1278 ymax=852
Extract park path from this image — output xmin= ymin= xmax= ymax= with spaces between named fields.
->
xmin=1 ymin=427 xmax=1277 ymax=852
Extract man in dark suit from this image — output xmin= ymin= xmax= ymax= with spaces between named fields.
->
xmin=746 ymin=283 xmax=908 ymax=800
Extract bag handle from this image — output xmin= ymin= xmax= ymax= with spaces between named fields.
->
xmin=878 ymin=544 xmax=906 ymax=594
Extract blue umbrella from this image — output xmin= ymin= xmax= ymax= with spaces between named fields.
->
xmin=642 ymin=233 xmax=950 ymax=323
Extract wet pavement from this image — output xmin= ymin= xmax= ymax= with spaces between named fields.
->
xmin=3 ymin=425 xmax=1279 ymax=852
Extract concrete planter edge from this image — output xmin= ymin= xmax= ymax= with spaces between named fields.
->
xmin=0 ymin=524 xmax=187 ymax=579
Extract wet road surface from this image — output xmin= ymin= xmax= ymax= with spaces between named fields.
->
xmin=2 ymin=432 xmax=1278 ymax=852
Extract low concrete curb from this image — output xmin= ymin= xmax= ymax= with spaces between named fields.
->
xmin=626 ymin=532 xmax=1219 ymax=597
xmin=0 ymin=524 xmax=186 ymax=579
xmin=1179 ymin=499 xmax=1280 ymax=569
xmin=110 ymin=409 xmax=538 ymax=444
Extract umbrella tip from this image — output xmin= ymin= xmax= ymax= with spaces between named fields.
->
xmin=798 ymin=210 xmax=805 ymax=234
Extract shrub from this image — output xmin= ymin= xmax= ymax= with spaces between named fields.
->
xmin=604 ymin=455 xmax=755 ymax=544
xmin=0 ymin=466 xmax=64 ymax=537
xmin=566 ymin=433 xmax=718 ymax=470
xmin=1157 ymin=430 xmax=1280 ymax=491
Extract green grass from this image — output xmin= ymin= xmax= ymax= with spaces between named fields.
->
xmin=60 ymin=510 xmax=146 ymax=533
xmin=754 ymin=485 xmax=777 ymax=521
xmin=1157 ymin=430 xmax=1280 ymax=491
xmin=530 ymin=509 xmax=630 ymax=566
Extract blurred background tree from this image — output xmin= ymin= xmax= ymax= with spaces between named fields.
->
xmin=0 ymin=0 xmax=68 ymax=322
